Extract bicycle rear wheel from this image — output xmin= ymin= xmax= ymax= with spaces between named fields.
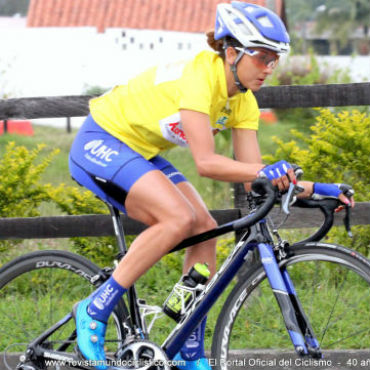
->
xmin=211 ymin=242 xmax=370 ymax=370
xmin=0 ymin=250 xmax=126 ymax=369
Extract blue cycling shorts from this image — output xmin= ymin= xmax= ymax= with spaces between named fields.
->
xmin=69 ymin=115 xmax=187 ymax=213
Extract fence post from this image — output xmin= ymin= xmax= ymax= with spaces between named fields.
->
xmin=234 ymin=181 xmax=261 ymax=278
xmin=233 ymin=182 xmax=248 ymax=242
xmin=66 ymin=117 xmax=72 ymax=133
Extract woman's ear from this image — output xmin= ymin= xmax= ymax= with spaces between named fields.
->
xmin=225 ymin=47 xmax=237 ymax=65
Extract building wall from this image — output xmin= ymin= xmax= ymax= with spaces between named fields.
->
xmin=1 ymin=26 xmax=369 ymax=100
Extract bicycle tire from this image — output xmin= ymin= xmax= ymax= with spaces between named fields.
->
xmin=211 ymin=242 xmax=370 ymax=370
xmin=0 ymin=250 xmax=127 ymax=369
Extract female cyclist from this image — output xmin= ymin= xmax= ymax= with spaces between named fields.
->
xmin=69 ymin=2 xmax=354 ymax=370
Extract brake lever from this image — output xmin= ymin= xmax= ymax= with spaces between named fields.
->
xmin=281 ymin=183 xmax=305 ymax=215
xmin=281 ymin=183 xmax=295 ymax=215
xmin=344 ymin=204 xmax=353 ymax=238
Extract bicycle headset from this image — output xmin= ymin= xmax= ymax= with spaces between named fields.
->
xmin=214 ymin=1 xmax=290 ymax=93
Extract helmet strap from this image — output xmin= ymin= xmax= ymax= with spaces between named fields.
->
xmin=230 ymin=50 xmax=248 ymax=93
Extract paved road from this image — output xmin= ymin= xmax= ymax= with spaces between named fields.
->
xmin=2 ymin=350 xmax=369 ymax=370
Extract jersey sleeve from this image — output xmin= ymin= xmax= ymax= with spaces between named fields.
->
xmin=231 ymin=90 xmax=260 ymax=131
xmin=178 ymin=55 xmax=215 ymax=115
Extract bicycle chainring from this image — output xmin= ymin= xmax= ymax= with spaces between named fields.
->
xmin=115 ymin=339 xmax=170 ymax=370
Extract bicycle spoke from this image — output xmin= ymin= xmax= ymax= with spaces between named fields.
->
xmin=320 ymin=269 xmax=349 ymax=346
xmin=317 ymin=290 xmax=370 ymax=336
xmin=0 ymin=302 xmax=32 ymax=341
xmin=325 ymin=328 xmax=370 ymax=348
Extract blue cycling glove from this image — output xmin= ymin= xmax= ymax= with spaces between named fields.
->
xmin=259 ymin=160 xmax=292 ymax=181
xmin=312 ymin=183 xmax=354 ymax=201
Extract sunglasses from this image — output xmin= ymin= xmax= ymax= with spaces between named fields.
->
xmin=235 ymin=47 xmax=280 ymax=70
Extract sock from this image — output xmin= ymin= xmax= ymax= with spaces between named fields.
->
xmin=87 ymin=276 xmax=127 ymax=323
xmin=180 ymin=317 xmax=207 ymax=361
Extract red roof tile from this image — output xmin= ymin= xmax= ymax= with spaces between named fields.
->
xmin=27 ymin=0 xmax=284 ymax=33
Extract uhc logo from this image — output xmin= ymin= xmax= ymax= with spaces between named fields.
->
xmin=84 ymin=140 xmax=119 ymax=162
xmin=92 ymin=284 xmax=115 ymax=310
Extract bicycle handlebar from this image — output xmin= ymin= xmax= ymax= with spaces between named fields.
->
xmin=233 ymin=178 xmax=277 ymax=231
xmin=293 ymin=197 xmax=351 ymax=243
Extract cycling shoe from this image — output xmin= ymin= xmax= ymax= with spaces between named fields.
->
xmin=173 ymin=352 xmax=211 ymax=370
xmin=73 ymin=298 xmax=108 ymax=370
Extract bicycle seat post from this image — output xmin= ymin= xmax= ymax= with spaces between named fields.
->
xmin=106 ymin=203 xmax=128 ymax=258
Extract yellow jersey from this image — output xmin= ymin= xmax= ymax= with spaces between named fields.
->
xmin=89 ymin=51 xmax=260 ymax=159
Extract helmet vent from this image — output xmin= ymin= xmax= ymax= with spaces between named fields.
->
xmin=237 ymin=22 xmax=253 ymax=36
xmin=257 ymin=16 xmax=274 ymax=28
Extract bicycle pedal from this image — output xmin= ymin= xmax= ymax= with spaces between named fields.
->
xmin=74 ymin=345 xmax=86 ymax=361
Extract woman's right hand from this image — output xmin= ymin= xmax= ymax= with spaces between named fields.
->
xmin=258 ymin=160 xmax=296 ymax=193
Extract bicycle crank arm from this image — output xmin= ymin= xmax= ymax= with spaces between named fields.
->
xmin=258 ymin=243 xmax=312 ymax=356
xmin=33 ymin=348 xmax=91 ymax=370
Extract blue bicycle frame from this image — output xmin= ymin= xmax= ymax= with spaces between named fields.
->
xmin=163 ymin=219 xmax=321 ymax=360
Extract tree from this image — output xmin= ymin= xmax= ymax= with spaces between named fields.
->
xmin=0 ymin=0 xmax=30 ymax=16
xmin=285 ymin=0 xmax=370 ymax=55
xmin=315 ymin=0 xmax=370 ymax=46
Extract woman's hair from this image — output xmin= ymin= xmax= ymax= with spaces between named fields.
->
xmin=206 ymin=30 xmax=243 ymax=59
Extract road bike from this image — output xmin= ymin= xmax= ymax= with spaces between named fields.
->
xmin=0 ymin=178 xmax=369 ymax=370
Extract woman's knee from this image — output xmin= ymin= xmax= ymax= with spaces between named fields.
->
xmin=193 ymin=212 xmax=218 ymax=234
xmin=169 ymin=208 xmax=196 ymax=240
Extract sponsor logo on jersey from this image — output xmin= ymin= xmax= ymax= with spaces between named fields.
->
xmin=159 ymin=113 xmax=189 ymax=147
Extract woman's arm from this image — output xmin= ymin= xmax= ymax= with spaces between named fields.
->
xmin=232 ymin=126 xmax=262 ymax=191
xmin=180 ymin=109 xmax=264 ymax=183
xmin=180 ymin=109 xmax=294 ymax=191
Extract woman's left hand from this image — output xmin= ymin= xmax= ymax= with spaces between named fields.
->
xmin=311 ymin=183 xmax=355 ymax=211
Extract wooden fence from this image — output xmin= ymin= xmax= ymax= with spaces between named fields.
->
xmin=0 ymin=83 xmax=369 ymax=240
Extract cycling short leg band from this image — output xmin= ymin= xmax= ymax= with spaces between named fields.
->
xmin=87 ymin=276 xmax=127 ymax=323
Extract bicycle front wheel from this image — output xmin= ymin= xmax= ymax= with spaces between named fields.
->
xmin=211 ymin=242 xmax=370 ymax=369
xmin=0 ymin=250 xmax=126 ymax=369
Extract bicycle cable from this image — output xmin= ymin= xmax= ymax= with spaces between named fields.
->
xmin=3 ymin=343 xmax=28 ymax=370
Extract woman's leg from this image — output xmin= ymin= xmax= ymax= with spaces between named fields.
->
xmin=113 ymin=170 xmax=198 ymax=287
xmin=176 ymin=181 xmax=217 ymax=276
xmin=73 ymin=171 xmax=199 ymax=368
xmin=174 ymin=181 xmax=217 ymax=370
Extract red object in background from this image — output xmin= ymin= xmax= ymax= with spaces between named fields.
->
xmin=260 ymin=110 xmax=278 ymax=124
xmin=0 ymin=120 xmax=34 ymax=136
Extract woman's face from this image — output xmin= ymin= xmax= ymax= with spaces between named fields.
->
xmin=226 ymin=47 xmax=279 ymax=93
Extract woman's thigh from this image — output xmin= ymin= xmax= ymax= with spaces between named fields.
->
xmin=69 ymin=116 xmax=191 ymax=217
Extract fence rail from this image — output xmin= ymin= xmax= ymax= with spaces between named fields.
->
xmin=0 ymin=82 xmax=369 ymax=241
xmin=0 ymin=83 xmax=369 ymax=120
xmin=0 ymin=203 xmax=369 ymax=240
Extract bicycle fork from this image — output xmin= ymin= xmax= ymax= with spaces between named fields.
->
xmin=258 ymin=243 xmax=322 ymax=358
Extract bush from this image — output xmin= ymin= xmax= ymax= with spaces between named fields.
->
xmin=0 ymin=142 xmax=59 ymax=257
xmin=48 ymin=184 xmax=121 ymax=266
xmin=264 ymin=108 xmax=370 ymax=255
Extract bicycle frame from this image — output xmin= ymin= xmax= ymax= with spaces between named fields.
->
xmin=162 ymin=219 xmax=321 ymax=360
xmin=22 ymin=194 xmax=324 ymax=367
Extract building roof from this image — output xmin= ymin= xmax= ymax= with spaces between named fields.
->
xmin=27 ymin=0 xmax=285 ymax=33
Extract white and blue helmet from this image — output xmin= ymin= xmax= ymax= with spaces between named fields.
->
xmin=215 ymin=1 xmax=290 ymax=54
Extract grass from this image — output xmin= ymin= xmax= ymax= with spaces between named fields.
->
xmin=1 ymin=254 xmax=369 ymax=352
